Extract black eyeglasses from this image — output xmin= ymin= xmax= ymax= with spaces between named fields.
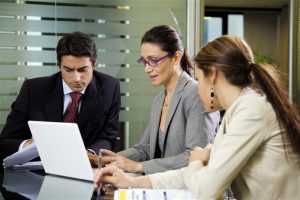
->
xmin=137 ymin=53 xmax=171 ymax=67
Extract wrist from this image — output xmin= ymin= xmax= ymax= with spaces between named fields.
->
xmin=189 ymin=160 xmax=203 ymax=166
xmin=134 ymin=162 xmax=144 ymax=173
xmin=127 ymin=176 xmax=136 ymax=188
xmin=128 ymin=176 xmax=152 ymax=189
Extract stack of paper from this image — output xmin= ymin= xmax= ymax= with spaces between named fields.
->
xmin=2 ymin=143 xmax=42 ymax=170
xmin=10 ymin=161 xmax=43 ymax=170
xmin=114 ymin=188 xmax=197 ymax=200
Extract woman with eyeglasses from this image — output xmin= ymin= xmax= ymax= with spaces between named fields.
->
xmin=99 ymin=25 xmax=220 ymax=175
xmin=95 ymin=35 xmax=300 ymax=199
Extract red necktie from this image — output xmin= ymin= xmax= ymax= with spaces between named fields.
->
xmin=63 ymin=92 xmax=82 ymax=123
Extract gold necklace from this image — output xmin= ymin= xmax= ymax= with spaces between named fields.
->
xmin=163 ymin=92 xmax=173 ymax=107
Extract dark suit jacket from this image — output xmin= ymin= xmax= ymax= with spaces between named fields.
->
xmin=0 ymin=70 xmax=120 ymax=161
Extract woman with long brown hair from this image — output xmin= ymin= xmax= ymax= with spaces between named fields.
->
xmin=94 ymin=35 xmax=300 ymax=199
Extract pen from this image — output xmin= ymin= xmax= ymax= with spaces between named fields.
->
xmin=132 ymin=190 xmax=135 ymax=200
xmin=163 ymin=191 xmax=168 ymax=200
xmin=143 ymin=190 xmax=146 ymax=200
xmin=97 ymin=150 xmax=102 ymax=200
xmin=97 ymin=186 xmax=101 ymax=200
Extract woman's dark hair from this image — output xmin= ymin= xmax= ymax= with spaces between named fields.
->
xmin=56 ymin=31 xmax=97 ymax=66
xmin=141 ymin=25 xmax=192 ymax=76
xmin=195 ymin=35 xmax=300 ymax=159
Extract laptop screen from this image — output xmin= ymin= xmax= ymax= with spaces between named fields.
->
xmin=28 ymin=121 xmax=94 ymax=181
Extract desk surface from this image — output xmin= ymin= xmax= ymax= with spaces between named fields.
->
xmin=0 ymin=169 xmax=114 ymax=200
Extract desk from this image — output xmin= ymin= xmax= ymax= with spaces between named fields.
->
xmin=0 ymin=169 xmax=114 ymax=200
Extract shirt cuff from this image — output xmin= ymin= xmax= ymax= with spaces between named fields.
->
xmin=188 ymin=160 xmax=204 ymax=167
xmin=87 ymin=149 xmax=97 ymax=155
xmin=19 ymin=140 xmax=28 ymax=151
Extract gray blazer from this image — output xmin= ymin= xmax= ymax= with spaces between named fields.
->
xmin=119 ymin=72 xmax=220 ymax=174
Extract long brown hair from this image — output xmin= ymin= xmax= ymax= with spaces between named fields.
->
xmin=195 ymin=35 xmax=300 ymax=159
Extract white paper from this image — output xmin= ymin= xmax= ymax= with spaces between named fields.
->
xmin=114 ymin=188 xmax=197 ymax=200
xmin=3 ymin=143 xmax=39 ymax=168
xmin=10 ymin=161 xmax=43 ymax=170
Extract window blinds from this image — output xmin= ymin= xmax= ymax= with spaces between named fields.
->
xmin=0 ymin=0 xmax=187 ymax=148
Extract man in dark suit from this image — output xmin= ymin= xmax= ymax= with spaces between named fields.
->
xmin=0 ymin=32 xmax=121 ymax=163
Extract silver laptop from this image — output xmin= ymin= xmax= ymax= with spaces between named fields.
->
xmin=28 ymin=121 xmax=95 ymax=181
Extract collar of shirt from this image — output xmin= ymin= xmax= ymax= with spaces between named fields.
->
xmin=62 ymin=80 xmax=86 ymax=114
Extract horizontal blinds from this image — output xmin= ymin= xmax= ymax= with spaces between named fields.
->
xmin=0 ymin=0 xmax=187 ymax=146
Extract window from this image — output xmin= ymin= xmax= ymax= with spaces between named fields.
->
xmin=204 ymin=11 xmax=244 ymax=43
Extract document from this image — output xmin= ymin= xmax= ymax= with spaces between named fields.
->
xmin=10 ymin=161 xmax=43 ymax=170
xmin=114 ymin=188 xmax=197 ymax=200
xmin=3 ymin=143 xmax=39 ymax=168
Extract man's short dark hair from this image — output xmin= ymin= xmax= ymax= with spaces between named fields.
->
xmin=56 ymin=31 xmax=97 ymax=66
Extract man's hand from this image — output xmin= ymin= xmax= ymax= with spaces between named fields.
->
xmin=100 ymin=149 xmax=144 ymax=173
xmin=189 ymin=144 xmax=212 ymax=165
xmin=87 ymin=152 xmax=98 ymax=168
xmin=23 ymin=138 xmax=34 ymax=148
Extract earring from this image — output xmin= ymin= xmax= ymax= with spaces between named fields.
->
xmin=210 ymin=88 xmax=214 ymax=110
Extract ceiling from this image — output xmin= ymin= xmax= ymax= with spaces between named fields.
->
xmin=205 ymin=0 xmax=289 ymax=9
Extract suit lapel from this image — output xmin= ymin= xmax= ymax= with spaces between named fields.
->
xmin=44 ymin=74 xmax=64 ymax=121
xmin=164 ymin=72 xmax=189 ymax=134
xmin=77 ymin=76 xmax=102 ymax=129
xmin=162 ymin=72 xmax=190 ymax=156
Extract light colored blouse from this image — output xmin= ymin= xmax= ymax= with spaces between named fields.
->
xmin=149 ymin=88 xmax=300 ymax=199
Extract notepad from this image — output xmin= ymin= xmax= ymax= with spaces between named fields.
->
xmin=114 ymin=188 xmax=197 ymax=200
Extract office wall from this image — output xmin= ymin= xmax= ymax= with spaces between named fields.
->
xmin=244 ymin=9 xmax=290 ymax=88
xmin=244 ymin=11 xmax=279 ymax=64
xmin=0 ymin=0 xmax=188 ymax=148
xmin=278 ymin=6 xmax=289 ymax=82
